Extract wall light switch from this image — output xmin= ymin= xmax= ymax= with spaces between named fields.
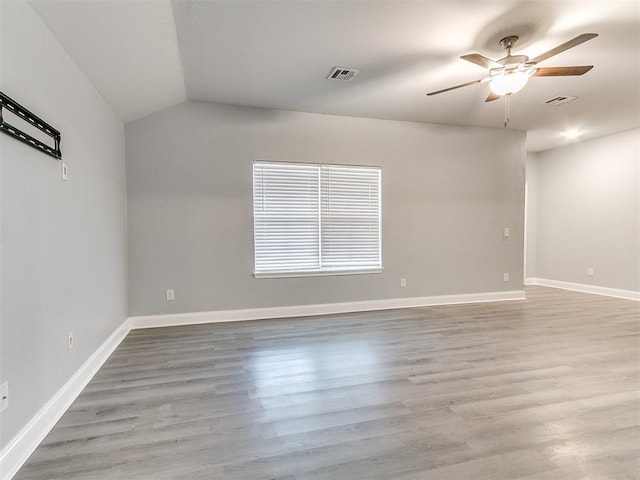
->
xmin=61 ymin=162 xmax=68 ymax=181
xmin=503 ymin=273 xmax=509 ymax=282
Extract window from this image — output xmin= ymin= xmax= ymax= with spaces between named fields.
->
xmin=253 ymin=161 xmax=381 ymax=277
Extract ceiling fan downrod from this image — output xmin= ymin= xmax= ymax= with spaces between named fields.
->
xmin=499 ymin=35 xmax=519 ymax=56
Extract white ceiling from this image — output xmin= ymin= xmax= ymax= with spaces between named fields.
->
xmin=29 ymin=0 xmax=186 ymax=122
xmin=30 ymin=0 xmax=640 ymax=152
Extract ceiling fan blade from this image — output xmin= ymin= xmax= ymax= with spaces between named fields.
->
xmin=534 ymin=66 xmax=594 ymax=76
xmin=427 ymin=79 xmax=483 ymax=96
xmin=460 ymin=53 xmax=499 ymax=69
xmin=529 ymin=33 xmax=598 ymax=64
xmin=485 ymin=91 xmax=501 ymax=102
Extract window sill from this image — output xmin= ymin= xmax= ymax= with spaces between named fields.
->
xmin=253 ymin=268 xmax=383 ymax=279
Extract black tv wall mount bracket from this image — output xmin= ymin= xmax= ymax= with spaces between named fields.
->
xmin=0 ymin=91 xmax=62 ymax=160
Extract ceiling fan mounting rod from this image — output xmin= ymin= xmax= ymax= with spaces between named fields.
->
xmin=500 ymin=35 xmax=519 ymax=55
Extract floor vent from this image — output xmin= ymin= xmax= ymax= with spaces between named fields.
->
xmin=327 ymin=67 xmax=359 ymax=81
xmin=544 ymin=95 xmax=577 ymax=106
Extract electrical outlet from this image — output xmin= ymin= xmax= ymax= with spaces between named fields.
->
xmin=503 ymin=273 xmax=509 ymax=282
xmin=503 ymin=227 xmax=510 ymax=237
xmin=400 ymin=278 xmax=407 ymax=288
xmin=587 ymin=267 xmax=595 ymax=277
xmin=0 ymin=382 xmax=8 ymax=413
xmin=67 ymin=331 xmax=74 ymax=350
xmin=166 ymin=289 xmax=175 ymax=301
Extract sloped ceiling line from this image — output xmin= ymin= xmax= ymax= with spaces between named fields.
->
xmin=28 ymin=0 xmax=640 ymax=152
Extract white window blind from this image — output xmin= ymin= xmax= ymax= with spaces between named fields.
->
xmin=253 ymin=161 xmax=381 ymax=276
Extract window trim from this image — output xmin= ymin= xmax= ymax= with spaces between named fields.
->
xmin=253 ymin=267 xmax=384 ymax=279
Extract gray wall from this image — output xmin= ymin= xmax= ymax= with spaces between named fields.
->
xmin=126 ymin=101 xmax=526 ymax=316
xmin=525 ymin=152 xmax=539 ymax=280
xmin=532 ymin=128 xmax=639 ymax=291
xmin=0 ymin=0 xmax=128 ymax=451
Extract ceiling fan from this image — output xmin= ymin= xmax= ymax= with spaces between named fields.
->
xmin=427 ymin=33 xmax=598 ymax=103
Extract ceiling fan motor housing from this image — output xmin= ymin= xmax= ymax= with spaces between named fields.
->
xmin=497 ymin=55 xmax=531 ymax=67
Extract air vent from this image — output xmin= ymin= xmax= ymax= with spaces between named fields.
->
xmin=544 ymin=95 xmax=577 ymax=106
xmin=327 ymin=67 xmax=359 ymax=81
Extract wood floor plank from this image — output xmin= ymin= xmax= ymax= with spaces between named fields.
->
xmin=14 ymin=286 xmax=640 ymax=479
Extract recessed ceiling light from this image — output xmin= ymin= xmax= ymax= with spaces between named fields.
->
xmin=563 ymin=128 xmax=582 ymax=139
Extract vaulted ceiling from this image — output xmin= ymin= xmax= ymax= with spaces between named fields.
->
xmin=30 ymin=0 xmax=640 ymax=152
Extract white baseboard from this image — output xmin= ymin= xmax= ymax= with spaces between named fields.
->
xmin=128 ymin=290 xmax=526 ymax=329
xmin=0 ymin=319 xmax=130 ymax=480
xmin=526 ymin=278 xmax=640 ymax=301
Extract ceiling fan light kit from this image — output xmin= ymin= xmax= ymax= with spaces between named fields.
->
xmin=489 ymin=68 xmax=535 ymax=96
xmin=427 ymin=33 xmax=598 ymax=126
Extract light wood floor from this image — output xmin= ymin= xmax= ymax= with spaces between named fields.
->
xmin=15 ymin=287 xmax=640 ymax=479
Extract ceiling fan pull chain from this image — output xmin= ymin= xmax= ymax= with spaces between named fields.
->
xmin=504 ymin=95 xmax=511 ymax=128
xmin=504 ymin=96 xmax=507 ymax=127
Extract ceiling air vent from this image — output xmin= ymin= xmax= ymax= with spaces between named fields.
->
xmin=327 ymin=67 xmax=359 ymax=81
xmin=544 ymin=95 xmax=577 ymax=106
